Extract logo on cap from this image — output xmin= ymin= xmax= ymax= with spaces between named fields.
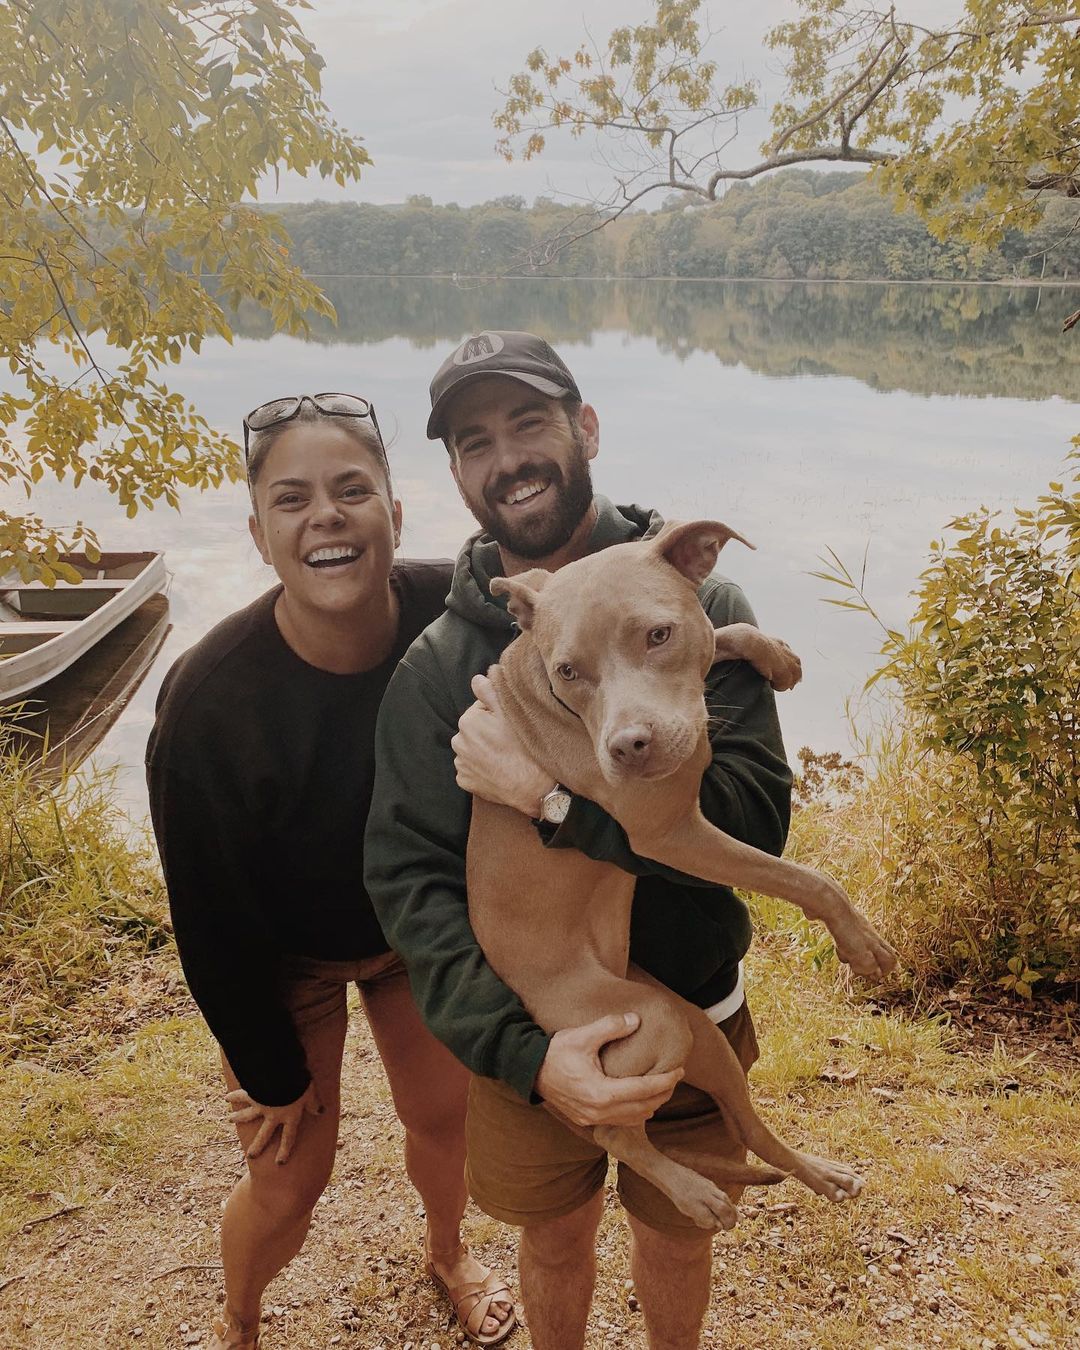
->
xmin=453 ymin=332 xmax=505 ymax=367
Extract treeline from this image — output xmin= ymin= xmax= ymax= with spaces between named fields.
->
xmin=271 ymin=171 xmax=1080 ymax=281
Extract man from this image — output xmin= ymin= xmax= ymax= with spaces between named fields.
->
xmin=365 ymin=331 xmax=792 ymax=1350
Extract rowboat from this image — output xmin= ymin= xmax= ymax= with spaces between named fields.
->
xmin=0 ymin=552 xmax=167 ymax=703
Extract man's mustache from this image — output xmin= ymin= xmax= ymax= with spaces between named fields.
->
xmin=485 ymin=462 xmax=563 ymax=508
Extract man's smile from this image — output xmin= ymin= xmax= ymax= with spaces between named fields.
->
xmin=499 ymin=477 xmax=553 ymax=509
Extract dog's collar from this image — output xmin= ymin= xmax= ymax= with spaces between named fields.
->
xmin=547 ymin=679 xmax=583 ymax=722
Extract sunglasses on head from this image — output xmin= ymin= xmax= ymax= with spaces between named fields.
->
xmin=242 ymin=392 xmax=386 ymax=462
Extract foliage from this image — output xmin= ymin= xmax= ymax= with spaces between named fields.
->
xmin=0 ymin=729 xmax=169 ymax=1060
xmin=271 ymin=171 xmax=1080 ymax=283
xmin=496 ymin=1 xmax=1080 ymax=263
xmin=0 ymin=0 xmax=369 ymax=580
xmin=811 ymin=450 xmax=1080 ymax=993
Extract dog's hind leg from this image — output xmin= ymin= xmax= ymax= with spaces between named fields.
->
xmin=680 ymin=1006 xmax=864 ymax=1204
xmin=591 ymin=1122 xmax=740 ymax=1232
xmin=660 ymin=1147 xmax=787 ymax=1191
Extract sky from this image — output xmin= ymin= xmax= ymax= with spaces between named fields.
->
xmin=271 ymin=0 xmax=948 ymax=208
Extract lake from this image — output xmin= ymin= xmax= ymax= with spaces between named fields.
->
xmin=11 ymin=277 xmax=1079 ymax=821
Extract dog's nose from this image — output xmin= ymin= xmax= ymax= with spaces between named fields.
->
xmin=607 ymin=724 xmax=653 ymax=770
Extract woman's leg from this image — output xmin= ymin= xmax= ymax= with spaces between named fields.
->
xmin=361 ymin=961 xmax=515 ymax=1340
xmin=216 ymin=976 xmax=348 ymax=1343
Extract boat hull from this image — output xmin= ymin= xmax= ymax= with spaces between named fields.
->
xmin=0 ymin=552 xmax=167 ymax=702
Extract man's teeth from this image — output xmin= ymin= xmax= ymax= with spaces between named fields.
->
xmin=503 ymin=479 xmax=549 ymax=506
xmin=306 ymin=545 xmax=360 ymax=564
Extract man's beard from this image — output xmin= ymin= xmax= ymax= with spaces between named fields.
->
xmin=470 ymin=430 xmax=595 ymax=560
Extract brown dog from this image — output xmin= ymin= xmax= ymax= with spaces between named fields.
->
xmin=466 ymin=520 xmax=898 ymax=1230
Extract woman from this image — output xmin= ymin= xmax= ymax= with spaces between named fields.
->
xmin=146 ymin=394 xmax=516 ymax=1349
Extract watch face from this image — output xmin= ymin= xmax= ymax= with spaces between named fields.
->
xmin=543 ymin=789 xmax=572 ymax=825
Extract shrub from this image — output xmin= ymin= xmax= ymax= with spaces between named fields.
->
xmin=802 ymin=449 xmax=1079 ymax=995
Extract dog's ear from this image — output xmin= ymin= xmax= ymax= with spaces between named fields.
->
xmin=652 ymin=519 xmax=755 ymax=586
xmin=489 ymin=569 xmax=551 ymax=630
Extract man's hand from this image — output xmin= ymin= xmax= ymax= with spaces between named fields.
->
xmin=452 ymin=673 xmax=553 ymax=816
xmin=535 ymin=1012 xmax=683 ymax=1127
xmin=225 ymin=1080 xmax=324 ymax=1164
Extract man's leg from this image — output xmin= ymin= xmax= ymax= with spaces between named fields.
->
xmin=361 ymin=957 xmax=513 ymax=1341
xmin=614 ymin=1001 xmax=760 ymax=1350
xmin=519 ymin=1189 xmax=604 ymax=1350
xmin=466 ymin=1073 xmax=609 ymax=1349
xmin=627 ymin=1215 xmax=712 ymax=1350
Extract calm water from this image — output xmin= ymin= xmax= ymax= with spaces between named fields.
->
xmin=11 ymin=278 xmax=1079 ymax=820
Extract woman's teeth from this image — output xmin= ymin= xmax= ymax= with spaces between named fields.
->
xmin=305 ymin=546 xmax=360 ymax=568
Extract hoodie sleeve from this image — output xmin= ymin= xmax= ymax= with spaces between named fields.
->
xmin=364 ymin=652 xmax=551 ymax=1101
xmin=544 ymin=579 xmax=792 ymax=875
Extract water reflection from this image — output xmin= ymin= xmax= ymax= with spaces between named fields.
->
xmin=7 ymin=280 xmax=1075 ymax=820
xmin=231 ymin=278 xmax=1080 ymax=403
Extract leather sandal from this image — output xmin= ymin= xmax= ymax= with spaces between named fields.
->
xmin=425 ymin=1249 xmax=517 ymax=1347
xmin=209 ymin=1313 xmax=260 ymax=1349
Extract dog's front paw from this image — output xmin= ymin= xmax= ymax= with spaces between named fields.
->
xmin=759 ymin=636 xmax=802 ymax=691
xmin=713 ymin=624 xmax=803 ymax=690
xmin=832 ymin=913 xmax=899 ymax=981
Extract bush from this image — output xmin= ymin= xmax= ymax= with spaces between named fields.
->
xmin=801 ymin=449 xmax=1079 ymax=995
xmin=0 ymin=732 xmax=169 ymax=1059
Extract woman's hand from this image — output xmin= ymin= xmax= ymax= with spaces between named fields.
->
xmin=452 ymin=673 xmax=553 ymax=817
xmin=225 ymin=1080 xmax=324 ymax=1164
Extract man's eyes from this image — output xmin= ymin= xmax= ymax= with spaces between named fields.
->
xmin=459 ymin=418 xmax=545 ymax=454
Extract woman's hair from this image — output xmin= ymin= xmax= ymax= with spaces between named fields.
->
xmin=246 ymin=402 xmax=394 ymax=502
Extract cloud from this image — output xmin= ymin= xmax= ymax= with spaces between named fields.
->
xmin=262 ymin=0 xmax=800 ymax=206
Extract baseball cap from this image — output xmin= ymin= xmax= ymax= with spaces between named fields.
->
xmin=426 ymin=330 xmax=582 ymax=440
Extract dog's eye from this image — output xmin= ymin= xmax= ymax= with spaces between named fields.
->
xmin=555 ymin=662 xmax=577 ymax=681
xmin=647 ymin=626 xmax=671 ymax=648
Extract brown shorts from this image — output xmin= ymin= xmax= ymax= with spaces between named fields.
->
xmin=278 ymin=948 xmax=407 ymax=1034
xmin=465 ymin=1001 xmax=760 ymax=1236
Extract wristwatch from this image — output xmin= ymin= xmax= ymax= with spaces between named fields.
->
xmin=534 ymin=783 xmax=573 ymax=838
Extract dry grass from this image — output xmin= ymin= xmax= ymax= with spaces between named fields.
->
xmin=0 ymin=739 xmax=169 ymax=1061
xmin=1 ymin=934 xmax=1076 ymax=1350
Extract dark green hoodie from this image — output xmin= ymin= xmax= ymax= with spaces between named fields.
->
xmin=364 ymin=497 xmax=792 ymax=1102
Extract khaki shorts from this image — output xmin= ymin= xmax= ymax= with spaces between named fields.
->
xmin=465 ymin=1001 xmax=760 ymax=1235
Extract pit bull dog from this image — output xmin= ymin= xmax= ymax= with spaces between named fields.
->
xmin=465 ymin=519 xmax=898 ymax=1231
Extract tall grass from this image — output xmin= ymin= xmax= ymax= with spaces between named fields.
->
xmin=763 ymin=715 xmax=1080 ymax=1000
xmin=0 ymin=726 xmax=169 ymax=1061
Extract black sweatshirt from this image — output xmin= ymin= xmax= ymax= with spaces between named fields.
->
xmin=145 ymin=559 xmax=452 ymax=1106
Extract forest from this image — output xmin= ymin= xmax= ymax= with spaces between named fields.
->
xmin=271 ymin=169 xmax=1080 ymax=282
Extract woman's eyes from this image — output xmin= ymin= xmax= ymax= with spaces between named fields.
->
xmin=274 ymin=485 xmax=371 ymax=507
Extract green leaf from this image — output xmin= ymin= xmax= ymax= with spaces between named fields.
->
xmin=208 ymin=61 xmax=233 ymax=99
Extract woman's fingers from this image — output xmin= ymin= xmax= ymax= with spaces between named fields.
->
xmin=275 ymin=1116 xmax=298 ymax=1165
xmin=227 ymin=1104 xmax=261 ymax=1125
xmin=246 ymin=1118 xmax=277 ymax=1159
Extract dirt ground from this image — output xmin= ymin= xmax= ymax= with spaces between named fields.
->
xmin=1 ymin=943 xmax=1077 ymax=1350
